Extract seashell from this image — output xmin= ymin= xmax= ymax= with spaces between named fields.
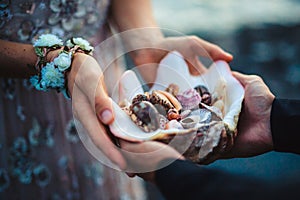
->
xmin=165 ymin=83 xmax=179 ymax=96
xmin=166 ymin=120 xmax=184 ymax=130
xmin=201 ymin=93 xmax=212 ymax=106
xmin=180 ymin=116 xmax=200 ymax=129
xmin=180 ymin=109 xmax=191 ymax=119
xmin=156 ymin=90 xmax=182 ymax=112
xmin=190 ymin=109 xmax=212 ymax=124
xmin=158 ymin=115 xmax=168 ymax=129
xmin=167 ymin=108 xmax=181 ymax=121
xmin=130 ymin=101 xmax=160 ymax=133
xmin=131 ymin=94 xmax=149 ymax=105
xmin=194 ymin=85 xmax=209 ymax=96
xmin=176 ymin=88 xmax=201 ymax=110
xmin=212 ymin=99 xmax=225 ymax=116
xmin=110 ymin=51 xmax=244 ymax=164
xmin=150 ymin=90 xmax=174 ymax=111
xmin=194 ymin=85 xmax=212 ymax=106
xmin=115 ymin=70 xmax=144 ymax=103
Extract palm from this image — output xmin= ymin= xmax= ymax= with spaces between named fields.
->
xmin=224 ymin=73 xmax=275 ymax=158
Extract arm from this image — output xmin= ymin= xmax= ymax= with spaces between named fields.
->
xmin=111 ymin=0 xmax=233 ymax=83
xmin=0 ymin=39 xmax=125 ymax=169
xmin=0 ymin=40 xmax=38 ymax=78
xmin=155 ymin=159 xmax=298 ymax=200
xmin=271 ymin=98 xmax=300 ymax=154
xmin=120 ymin=141 xmax=299 ymax=200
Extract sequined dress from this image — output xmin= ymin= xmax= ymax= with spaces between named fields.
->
xmin=0 ymin=0 xmax=144 ymax=199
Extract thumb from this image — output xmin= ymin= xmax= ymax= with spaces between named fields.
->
xmin=95 ymin=77 xmax=114 ymax=125
xmin=232 ymin=71 xmax=250 ymax=87
xmin=193 ymin=38 xmax=233 ymax=62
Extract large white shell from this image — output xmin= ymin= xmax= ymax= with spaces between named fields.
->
xmin=110 ymin=51 xmax=244 ymax=163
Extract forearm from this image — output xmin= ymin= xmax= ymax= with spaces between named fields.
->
xmin=0 ymin=40 xmax=37 ymax=78
xmin=110 ymin=0 xmax=164 ymax=50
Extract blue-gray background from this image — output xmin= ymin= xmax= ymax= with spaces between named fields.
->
xmin=148 ymin=0 xmax=300 ymax=199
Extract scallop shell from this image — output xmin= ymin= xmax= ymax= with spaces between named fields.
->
xmin=110 ymin=51 xmax=244 ymax=164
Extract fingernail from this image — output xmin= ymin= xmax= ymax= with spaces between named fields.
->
xmin=99 ymin=109 xmax=113 ymax=124
xmin=225 ymin=52 xmax=233 ymax=58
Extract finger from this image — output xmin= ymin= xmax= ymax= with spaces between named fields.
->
xmin=186 ymin=57 xmax=207 ymax=75
xmin=72 ymin=88 xmax=126 ymax=169
xmin=232 ymin=71 xmax=250 ymax=87
xmin=193 ymin=37 xmax=233 ymax=62
xmin=95 ymin=76 xmax=115 ymax=125
xmin=71 ymin=55 xmax=114 ymax=125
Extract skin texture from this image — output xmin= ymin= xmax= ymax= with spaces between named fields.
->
xmin=223 ymin=72 xmax=275 ymax=158
xmin=120 ymin=72 xmax=275 ymax=182
xmin=0 ymin=0 xmax=233 ymax=169
xmin=111 ymin=0 xmax=233 ymax=84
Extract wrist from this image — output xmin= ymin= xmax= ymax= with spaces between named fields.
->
xmin=45 ymin=48 xmax=63 ymax=63
xmin=30 ymin=34 xmax=94 ymax=99
xmin=261 ymin=96 xmax=275 ymax=152
xmin=66 ymin=53 xmax=101 ymax=98
xmin=121 ymin=28 xmax=165 ymax=62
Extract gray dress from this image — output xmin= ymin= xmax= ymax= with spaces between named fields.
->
xmin=0 ymin=0 xmax=144 ymax=199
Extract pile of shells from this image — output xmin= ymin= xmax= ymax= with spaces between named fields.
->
xmin=110 ymin=51 xmax=244 ymax=164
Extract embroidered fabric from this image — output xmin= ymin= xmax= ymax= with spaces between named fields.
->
xmin=0 ymin=0 xmax=145 ymax=199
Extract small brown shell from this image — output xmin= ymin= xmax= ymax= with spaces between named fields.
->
xmin=156 ymin=90 xmax=182 ymax=112
xmin=150 ymin=90 xmax=174 ymax=111
xmin=165 ymin=83 xmax=179 ymax=96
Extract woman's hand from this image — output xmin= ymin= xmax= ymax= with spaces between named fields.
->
xmin=223 ymin=72 xmax=275 ymax=158
xmin=66 ymin=53 xmax=126 ymax=169
xmin=129 ymin=35 xmax=233 ymax=84
xmin=120 ymin=140 xmax=184 ymax=183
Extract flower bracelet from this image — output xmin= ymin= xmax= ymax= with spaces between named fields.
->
xmin=30 ymin=34 xmax=94 ymax=99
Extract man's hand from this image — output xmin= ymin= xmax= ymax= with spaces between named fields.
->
xmin=223 ymin=72 xmax=275 ymax=158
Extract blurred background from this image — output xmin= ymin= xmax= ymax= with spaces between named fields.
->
xmin=147 ymin=0 xmax=300 ymax=199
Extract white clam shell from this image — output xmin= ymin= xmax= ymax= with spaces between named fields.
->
xmin=180 ymin=115 xmax=200 ymax=129
xmin=110 ymin=51 xmax=244 ymax=163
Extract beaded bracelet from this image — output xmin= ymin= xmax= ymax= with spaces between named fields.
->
xmin=30 ymin=34 xmax=94 ymax=99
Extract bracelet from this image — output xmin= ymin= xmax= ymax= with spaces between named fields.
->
xmin=30 ymin=34 xmax=94 ymax=99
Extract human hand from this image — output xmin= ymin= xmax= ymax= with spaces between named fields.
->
xmin=130 ymin=35 xmax=233 ymax=84
xmin=223 ymin=72 xmax=275 ymax=158
xmin=66 ymin=53 xmax=126 ymax=169
xmin=120 ymin=140 xmax=184 ymax=183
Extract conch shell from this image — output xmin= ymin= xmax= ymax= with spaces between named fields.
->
xmin=110 ymin=51 xmax=244 ymax=164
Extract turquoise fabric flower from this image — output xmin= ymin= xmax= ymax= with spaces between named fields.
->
xmin=41 ymin=62 xmax=65 ymax=89
xmin=66 ymin=37 xmax=94 ymax=51
xmin=53 ymin=52 xmax=72 ymax=72
xmin=33 ymin=34 xmax=63 ymax=47
xmin=29 ymin=75 xmax=39 ymax=87
xmin=30 ymin=75 xmax=47 ymax=91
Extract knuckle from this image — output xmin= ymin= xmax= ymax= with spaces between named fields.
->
xmin=187 ymin=35 xmax=199 ymax=46
xmin=250 ymin=75 xmax=263 ymax=82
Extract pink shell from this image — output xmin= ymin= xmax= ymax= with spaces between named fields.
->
xmin=176 ymin=89 xmax=201 ymax=110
